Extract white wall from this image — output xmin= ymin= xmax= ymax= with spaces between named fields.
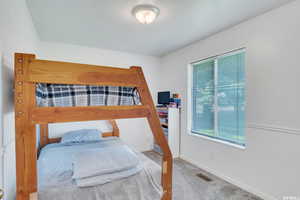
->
xmin=0 ymin=43 xmax=3 ymax=190
xmin=0 ymin=0 xmax=40 ymax=199
xmin=160 ymin=1 xmax=300 ymax=199
xmin=38 ymin=42 xmax=161 ymax=152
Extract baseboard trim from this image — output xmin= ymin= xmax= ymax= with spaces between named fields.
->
xmin=180 ymin=155 xmax=277 ymax=200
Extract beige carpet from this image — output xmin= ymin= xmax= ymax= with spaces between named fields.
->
xmin=143 ymin=151 xmax=262 ymax=200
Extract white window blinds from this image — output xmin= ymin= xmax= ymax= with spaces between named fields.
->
xmin=191 ymin=50 xmax=245 ymax=146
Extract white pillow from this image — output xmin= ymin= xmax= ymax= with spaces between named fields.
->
xmin=61 ymin=129 xmax=103 ymax=144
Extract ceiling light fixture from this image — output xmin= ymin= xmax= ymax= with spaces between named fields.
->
xmin=132 ymin=4 xmax=160 ymax=24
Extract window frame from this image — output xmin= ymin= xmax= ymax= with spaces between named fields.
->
xmin=187 ymin=48 xmax=246 ymax=148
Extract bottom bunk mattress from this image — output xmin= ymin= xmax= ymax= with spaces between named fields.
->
xmin=38 ymin=138 xmax=162 ymax=200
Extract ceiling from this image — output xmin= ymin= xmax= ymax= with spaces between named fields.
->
xmin=27 ymin=0 xmax=293 ymax=56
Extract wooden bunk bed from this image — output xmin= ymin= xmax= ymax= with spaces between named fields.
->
xmin=14 ymin=53 xmax=173 ymax=200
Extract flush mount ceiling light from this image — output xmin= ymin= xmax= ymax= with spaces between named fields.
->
xmin=132 ymin=4 xmax=160 ymax=24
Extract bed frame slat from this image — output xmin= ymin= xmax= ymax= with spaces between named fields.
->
xmin=31 ymin=105 xmax=150 ymax=123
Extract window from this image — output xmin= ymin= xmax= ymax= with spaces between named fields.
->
xmin=190 ymin=49 xmax=245 ymax=146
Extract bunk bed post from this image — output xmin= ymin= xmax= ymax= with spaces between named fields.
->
xmin=15 ymin=53 xmax=38 ymax=200
xmin=109 ymin=120 xmax=120 ymax=137
xmin=40 ymin=124 xmax=49 ymax=149
xmin=131 ymin=66 xmax=173 ymax=200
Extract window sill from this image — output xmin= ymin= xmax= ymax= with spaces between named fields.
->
xmin=188 ymin=131 xmax=246 ymax=150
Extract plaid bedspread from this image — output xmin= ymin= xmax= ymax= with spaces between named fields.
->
xmin=36 ymin=83 xmax=140 ymax=107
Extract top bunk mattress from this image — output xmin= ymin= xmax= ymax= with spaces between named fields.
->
xmin=36 ymin=83 xmax=140 ymax=107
